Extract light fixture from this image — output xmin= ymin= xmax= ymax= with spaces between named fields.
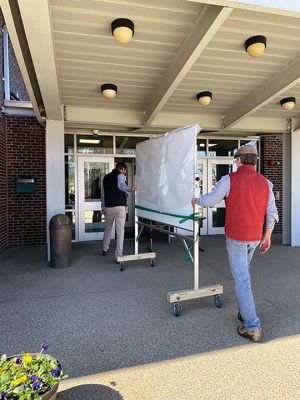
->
xmin=197 ymin=91 xmax=212 ymax=106
xmin=101 ymin=83 xmax=117 ymax=100
xmin=280 ymin=97 xmax=296 ymax=111
xmin=79 ymin=139 xmax=100 ymax=144
xmin=244 ymin=35 xmax=266 ymax=58
xmin=111 ymin=18 xmax=134 ymax=44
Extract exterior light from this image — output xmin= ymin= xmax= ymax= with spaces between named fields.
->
xmin=197 ymin=91 xmax=212 ymax=106
xmin=101 ymin=83 xmax=117 ymax=100
xmin=244 ymin=35 xmax=266 ymax=58
xmin=111 ymin=18 xmax=134 ymax=44
xmin=280 ymin=97 xmax=296 ymax=111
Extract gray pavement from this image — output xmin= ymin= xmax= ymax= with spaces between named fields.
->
xmin=0 ymin=235 xmax=299 ymax=399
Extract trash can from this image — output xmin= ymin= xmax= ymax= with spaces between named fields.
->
xmin=49 ymin=214 xmax=72 ymax=268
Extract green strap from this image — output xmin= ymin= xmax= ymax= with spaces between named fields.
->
xmin=135 ymin=204 xmax=201 ymax=262
xmin=135 ymin=205 xmax=200 ymax=223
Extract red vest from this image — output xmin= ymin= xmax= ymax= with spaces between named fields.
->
xmin=225 ymin=165 xmax=269 ymax=241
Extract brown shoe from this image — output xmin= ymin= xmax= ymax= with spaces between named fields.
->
xmin=102 ymin=250 xmax=108 ymax=256
xmin=237 ymin=325 xmax=262 ymax=342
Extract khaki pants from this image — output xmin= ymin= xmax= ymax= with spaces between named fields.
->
xmin=102 ymin=206 xmax=126 ymax=256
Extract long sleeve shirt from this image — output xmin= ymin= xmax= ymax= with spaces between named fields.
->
xmin=196 ymin=175 xmax=279 ymax=229
xmin=101 ymin=173 xmax=133 ymax=208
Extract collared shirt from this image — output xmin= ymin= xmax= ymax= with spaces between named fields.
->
xmin=196 ymin=174 xmax=279 ymax=229
xmin=102 ymin=173 xmax=132 ymax=208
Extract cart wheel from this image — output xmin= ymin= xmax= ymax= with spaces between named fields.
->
xmin=149 ymin=258 xmax=155 ymax=268
xmin=214 ymin=295 xmax=222 ymax=308
xmin=119 ymin=262 xmax=124 ymax=272
xmin=172 ymin=302 xmax=181 ymax=317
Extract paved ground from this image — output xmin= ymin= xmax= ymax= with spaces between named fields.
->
xmin=0 ymin=235 xmax=299 ymax=399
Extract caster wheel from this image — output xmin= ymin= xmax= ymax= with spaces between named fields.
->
xmin=149 ymin=258 xmax=155 ymax=268
xmin=119 ymin=262 xmax=124 ymax=272
xmin=214 ymin=295 xmax=222 ymax=308
xmin=172 ymin=302 xmax=181 ymax=317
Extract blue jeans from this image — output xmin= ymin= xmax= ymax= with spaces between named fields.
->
xmin=226 ymin=237 xmax=261 ymax=331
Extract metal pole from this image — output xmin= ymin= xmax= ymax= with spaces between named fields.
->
xmin=134 ymin=210 xmax=139 ymax=255
xmin=193 ymin=204 xmax=200 ymax=290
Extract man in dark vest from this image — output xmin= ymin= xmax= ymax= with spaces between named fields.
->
xmin=192 ymin=145 xmax=278 ymax=342
xmin=102 ymin=162 xmax=136 ymax=259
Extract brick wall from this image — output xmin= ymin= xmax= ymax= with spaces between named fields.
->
xmin=260 ymin=135 xmax=283 ymax=234
xmin=0 ymin=10 xmax=8 ymax=251
xmin=6 ymin=116 xmax=46 ymax=245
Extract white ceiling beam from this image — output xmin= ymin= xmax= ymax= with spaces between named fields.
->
xmin=18 ymin=0 xmax=62 ymax=120
xmin=187 ymin=0 xmax=300 ymax=17
xmin=151 ymin=112 xmax=287 ymax=133
xmin=224 ymin=56 xmax=300 ymax=129
xmin=0 ymin=0 xmax=42 ymax=120
xmin=65 ymin=106 xmax=145 ymax=127
xmin=65 ymin=106 xmax=287 ymax=134
xmin=143 ymin=5 xmax=232 ymax=126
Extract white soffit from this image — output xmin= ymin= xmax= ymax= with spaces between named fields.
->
xmin=5 ymin=0 xmax=299 ymax=132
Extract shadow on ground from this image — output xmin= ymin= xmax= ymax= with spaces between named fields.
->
xmin=58 ymin=384 xmax=123 ymax=400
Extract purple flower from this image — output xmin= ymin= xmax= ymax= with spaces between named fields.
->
xmin=1 ymin=392 xmax=6 ymax=399
xmin=29 ymin=375 xmax=38 ymax=382
xmin=41 ymin=343 xmax=49 ymax=353
xmin=50 ymin=367 xmax=61 ymax=378
xmin=16 ymin=355 xmax=22 ymax=364
xmin=31 ymin=381 xmax=42 ymax=391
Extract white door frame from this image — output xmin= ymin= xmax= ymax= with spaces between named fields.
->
xmin=78 ymin=156 xmax=114 ymax=241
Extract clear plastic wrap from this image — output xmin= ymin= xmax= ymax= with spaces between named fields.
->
xmin=136 ymin=124 xmax=201 ymax=230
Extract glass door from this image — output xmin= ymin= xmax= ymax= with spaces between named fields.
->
xmin=207 ymin=159 xmax=236 ymax=235
xmin=78 ymin=157 xmax=114 ymax=241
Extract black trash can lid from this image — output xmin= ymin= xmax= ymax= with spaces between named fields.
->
xmin=49 ymin=214 xmax=72 ymax=228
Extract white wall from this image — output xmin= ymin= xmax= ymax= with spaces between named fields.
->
xmin=46 ymin=120 xmax=65 ymax=260
xmin=291 ymin=130 xmax=300 ymax=246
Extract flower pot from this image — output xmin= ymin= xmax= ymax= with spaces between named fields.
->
xmin=42 ymin=382 xmax=59 ymax=400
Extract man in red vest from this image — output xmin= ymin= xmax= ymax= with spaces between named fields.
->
xmin=192 ymin=145 xmax=278 ymax=342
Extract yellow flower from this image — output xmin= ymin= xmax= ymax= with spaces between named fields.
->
xmin=11 ymin=375 xmax=27 ymax=387
xmin=22 ymin=354 xmax=33 ymax=364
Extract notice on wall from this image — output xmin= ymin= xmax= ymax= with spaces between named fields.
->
xmin=135 ymin=124 xmax=201 ymax=230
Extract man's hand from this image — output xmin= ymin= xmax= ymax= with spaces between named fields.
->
xmin=130 ymin=186 xmax=137 ymax=193
xmin=191 ymin=197 xmax=198 ymax=207
xmin=259 ymin=236 xmax=271 ymax=254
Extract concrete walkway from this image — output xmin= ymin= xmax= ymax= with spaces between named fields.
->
xmin=0 ymin=235 xmax=299 ymax=399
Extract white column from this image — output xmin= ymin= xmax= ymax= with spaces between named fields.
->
xmin=291 ymin=129 xmax=300 ymax=246
xmin=282 ymin=133 xmax=291 ymax=245
xmin=46 ymin=120 xmax=65 ymax=260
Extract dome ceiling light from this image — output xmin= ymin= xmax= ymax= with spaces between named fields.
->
xmin=244 ymin=35 xmax=267 ymax=58
xmin=101 ymin=83 xmax=117 ymax=100
xmin=197 ymin=91 xmax=212 ymax=106
xmin=280 ymin=97 xmax=296 ymax=111
xmin=111 ymin=18 xmax=134 ymax=44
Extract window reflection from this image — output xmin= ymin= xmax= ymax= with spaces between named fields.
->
xmin=116 ymin=136 xmax=148 ymax=154
xmin=197 ymin=139 xmax=207 ymax=156
xmin=84 ymin=162 xmax=110 ymax=202
xmin=77 ymin=135 xmax=113 ymax=154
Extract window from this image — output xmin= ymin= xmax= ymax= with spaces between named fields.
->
xmin=116 ymin=136 xmax=148 ymax=155
xmin=77 ymin=135 xmax=113 ymax=154
xmin=197 ymin=139 xmax=207 ymax=157
xmin=208 ymin=139 xmax=238 ymax=157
